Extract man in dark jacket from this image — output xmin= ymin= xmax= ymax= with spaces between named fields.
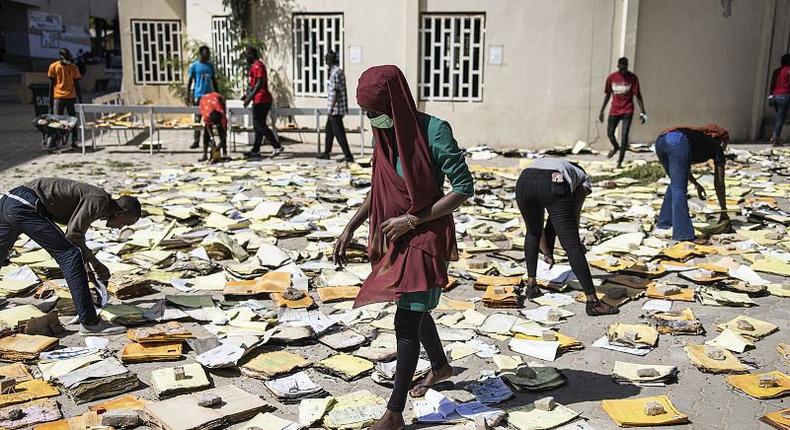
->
xmin=0 ymin=178 xmax=141 ymax=335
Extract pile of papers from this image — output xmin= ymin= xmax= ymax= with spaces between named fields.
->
xmin=685 ymin=344 xmax=748 ymax=373
xmin=601 ymin=395 xmax=689 ymax=427
xmin=0 ymin=147 xmax=786 ymax=429
xmin=0 ymin=334 xmax=57 ymax=361
xmin=144 ymin=385 xmax=270 ymax=430
xmin=264 ymin=371 xmax=328 ymax=403
xmin=56 ymin=357 xmax=139 ymax=403
xmin=726 ymin=371 xmax=789 ymax=399
xmin=611 ymin=361 xmax=677 ymax=386
xmin=150 ymin=363 xmax=210 ymax=398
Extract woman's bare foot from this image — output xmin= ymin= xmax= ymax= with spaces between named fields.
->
xmin=409 ymin=364 xmax=453 ymax=398
xmin=370 ymin=410 xmax=405 ymax=430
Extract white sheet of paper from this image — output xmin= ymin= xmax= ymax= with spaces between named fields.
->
xmin=728 ymin=265 xmax=770 ymax=286
xmin=509 ymin=338 xmax=560 ymax=361
xmin=642 ymin=299 xmax=672 ymax=312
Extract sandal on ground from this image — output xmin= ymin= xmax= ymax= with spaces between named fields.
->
xmin=586 ymin=300 xmax=619 ymax=316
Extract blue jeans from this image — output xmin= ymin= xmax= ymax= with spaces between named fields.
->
xmin=772 ymin=94 xmax=790 ymax=139
xmin=655 ymin=132 xmax=695 ymax=241
xmin=0 ymin=187 xmax=98 ymax=324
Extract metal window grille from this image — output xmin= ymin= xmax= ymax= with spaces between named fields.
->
xmin=292 ymin=14 xmax=343 ymax=97
xmin=211 ymin=15 xmax=239 ymax=81
xmin=131 ymin=19 xmax=182 ymax=85
xmin=419 ymin=14 xmax=485 ymax=102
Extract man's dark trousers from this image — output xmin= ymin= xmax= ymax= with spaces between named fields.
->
xmin=0 ymin=187 xmax=97 ymax=324
xmin=53 ymin=98 xmax=79 ymax=142
xmin=324 ymin=114 xmax=353 ymax=160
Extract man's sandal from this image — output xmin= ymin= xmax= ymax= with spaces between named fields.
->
xmin=586 ymin=300 xmax=620 ymax=316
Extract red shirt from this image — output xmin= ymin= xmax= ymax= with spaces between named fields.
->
xmin=248 ymin=60 xmax=272 ymax=104
xmin=771 ymin=65 xmax=790 ymax=96
xmin=605 ymin=71 xmax=640 ymax=116
xmin=199 ymin=92 xmax=227 ymax=129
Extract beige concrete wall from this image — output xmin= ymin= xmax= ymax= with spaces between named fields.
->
xmin=117 ymin=0 xmax=775 ymax=146
xmin=117 ymin=0 xmax=186 ymax=104
xmin=632 ymin=0 xmax=769 ymax=142
xmin=418 ymin=0 xmax=616 ymax=149
xmin=251 ymin=0 xmax=619 ymax=149
xmin=185 ymin=0 xmax=229 ymax=47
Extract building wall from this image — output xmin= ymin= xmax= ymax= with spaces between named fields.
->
xmin=0 ymin=1 xmax=32 ymax=60
xmin=185 ymin=0 xmax=229 ymax=47
xmin=419 ymin=0 xmax=617 ymax=149
xmin=632 ymin=0 xmax=770 ymax=142
xmin=0 ymin=0 xmax=111 ymax=70
xmin=117 ymin=0 xmax=186 ymax=104
xmin=248 ymin=0 xmax=619 ymax=149
xmin=116 ymin=0 xmax=776 ymax=147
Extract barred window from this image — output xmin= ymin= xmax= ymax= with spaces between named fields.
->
xmin=292 ymin=14 xmax=343 ymax=97
xmin=419 ymin=14 xmax=485 ymax=102
xmin=131 ymin=19 xmax=183 ymax=84
xmin=211 ymin=15 xmax=239 ymax=81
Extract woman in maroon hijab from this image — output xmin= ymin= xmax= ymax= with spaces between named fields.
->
xmin=333 ymin=65 xmax=473 ymax=430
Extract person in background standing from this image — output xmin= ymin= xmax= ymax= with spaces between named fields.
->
xmin=186 ymin=46 xmax=218 ymax=150
xmin=243 ymin=47 xmax=283 ymax=159
xmin=318 ymin=50 xmax=354 ymax=162
xmin=654 ymin=124 xmax=729 ymax=241
xmin=768 ymin=53 xmax=790 ymax=147
xmin=598 ymin=57 xmax=647 ymax=169
xmin=76 ymin=49 xmax=87 ymax=75
xmin=48 ymin=48 xmax=82 ymax=148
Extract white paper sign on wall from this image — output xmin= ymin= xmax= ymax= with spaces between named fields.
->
xmin=489 ymin=45 xmax=503 ymax=65
xmin=349 ymin=46 xmax=362 ymax=64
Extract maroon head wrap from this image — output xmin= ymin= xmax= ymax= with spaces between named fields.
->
xmin=354 ymin=65 xmax=457 ymax=307
xmin=663 ymin=123 xmax=730 ymax=145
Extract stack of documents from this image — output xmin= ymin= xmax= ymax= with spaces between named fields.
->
xmin=412 ymin=388 xmax=506 ymax=424
xmin=482 ymin=286 xmax=521 ymax=308
xmin=716 ymin=315 xmax=778 ymax=341
xmin=371 ymin=359 xmax=430 ymax=387
xmin=507 ymin=401 xmax=581 ymax=430
xmin=242 ymin=350 xmax=309 ymax=379
xmin=316 ymin=353 xmax=374 ymax=381
xmin=0 ymin=333 xmax=58 ymax=361
xmin=611 ymin=361 xmax=677 ymax=386
xmin=649 ymin=308 xmax=704 ymax=335
xmin=144 ymin=385 xmax=269 ymax=430
xmin=150 ymin=363 xmax=210 ymax=398
xmin=601 ymin=395 xmax=689 ymax=427
xmin=323 ymin=390 xmax=387 ymax=430
xmin=56 ymin=357 xmax=139 ymax=403
xmin=726 ymin=371 xmax=789 ymax=399
xmin=264 ymin=371 xmax=327 ymax=404
xmin=606 ymin=324 xmax=658 ymax=350
xmin=685 ymin=344 xmax=748 ymax=373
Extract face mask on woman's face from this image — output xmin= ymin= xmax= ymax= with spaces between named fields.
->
xmin=369 ymin=113 xmax=393 ymax=129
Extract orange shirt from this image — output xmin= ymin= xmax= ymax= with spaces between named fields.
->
xmin=47 ymin=61 xmax=81 ymax=99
